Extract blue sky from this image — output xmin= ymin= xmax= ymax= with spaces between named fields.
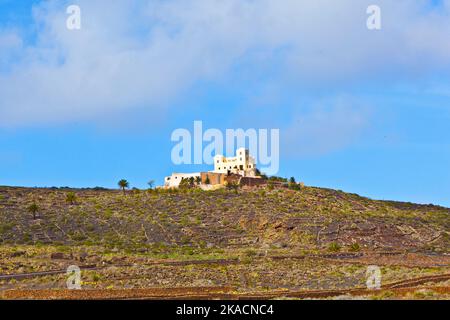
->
xmin=1 ymin=0 xmax=450 ymax=207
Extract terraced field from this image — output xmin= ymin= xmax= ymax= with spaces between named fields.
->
xmin=0 ymin=186 xmax=448 ymax=299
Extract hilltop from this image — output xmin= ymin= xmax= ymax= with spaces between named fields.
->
xmin=0 ymin=185 xmax=448 ymax=253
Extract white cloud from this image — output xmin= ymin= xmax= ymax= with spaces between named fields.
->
xmin=0 ymin=0 xmax=449 ymax=127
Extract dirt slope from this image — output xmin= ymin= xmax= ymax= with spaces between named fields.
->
xmin=0 ymin=186 xmax=448 ymax=253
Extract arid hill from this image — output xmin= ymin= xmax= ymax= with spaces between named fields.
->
xmin=0 ymin=186 xmax=448 ymax=253
xmin=0 ymin=185 xmax=449 ymax=299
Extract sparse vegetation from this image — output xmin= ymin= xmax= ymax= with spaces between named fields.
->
xmin=288 ymin=177 xmax=301 ymax=191
xmin=0 ymin=185 xmax=448 ymax=299
xmin=226 ymin=181 xmax=240 ymax=193
xmin=65 ymin=192 xmax=77 ymax=205
xmin=268 ymin=176 xmax=287 ymax=183
xmin=349 ymin=243 xmax=361 ymax=252
xmin=179 ymin=177 xmax=195 ymax=189
xmin=328 ymin=242 xmax=341 ymax=252
xmin=0 ymin=185 xmax=441 ymax=252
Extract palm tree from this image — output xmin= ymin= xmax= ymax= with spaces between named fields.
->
xmin=27 ymin=203 xmax=39 ymax=220
xmin=147 ymin=180 xmax=155 ymax=189
xmin=66 ymin=192 xmax=77 ymax=205
xmin=118 ymin=179 xmax=129 ymax=194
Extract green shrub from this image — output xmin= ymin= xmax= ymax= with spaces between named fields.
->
xmin=180 ymin=216 xmax=189 ymax=226
xmin=92 ymin=273 xmax=102 ymax=282
xmin=244 ymin=249 xmax=257 ymax=257
xmin=240 ymin=256 xmax=253 ymax=264
xmin=328 ymin=242 xmax=341 ymax=252
xmin=72 ymin=232 xmax=87 ymax=241
xmin=226 ymin=181 xmax=240 ymax=193
xmin=65 ymin=192 xmax=78 ymax=205
xmin=0 ymin=223 xmax=14 ymax=233
xmin=349 ymin=243 xmax=361 ymax=252
xmin=23 ymin=233 xmax=32 ymax=243
xmin=104 ymin=209 xmax=113 ymax=218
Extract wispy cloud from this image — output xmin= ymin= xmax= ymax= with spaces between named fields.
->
xmin=0 ymin=0 xmax=449 ymax=127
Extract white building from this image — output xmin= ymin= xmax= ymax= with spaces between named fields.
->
xmin=164 ymin=148 xmax=258 ymax=188
xmin=164 ymin=172 xmax=201 ymax=188
xmin=213 ymin=147 xmax=256 ymax=177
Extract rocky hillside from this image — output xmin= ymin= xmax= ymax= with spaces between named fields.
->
xmin=0 ymin=186 xmax=448 ymax=253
